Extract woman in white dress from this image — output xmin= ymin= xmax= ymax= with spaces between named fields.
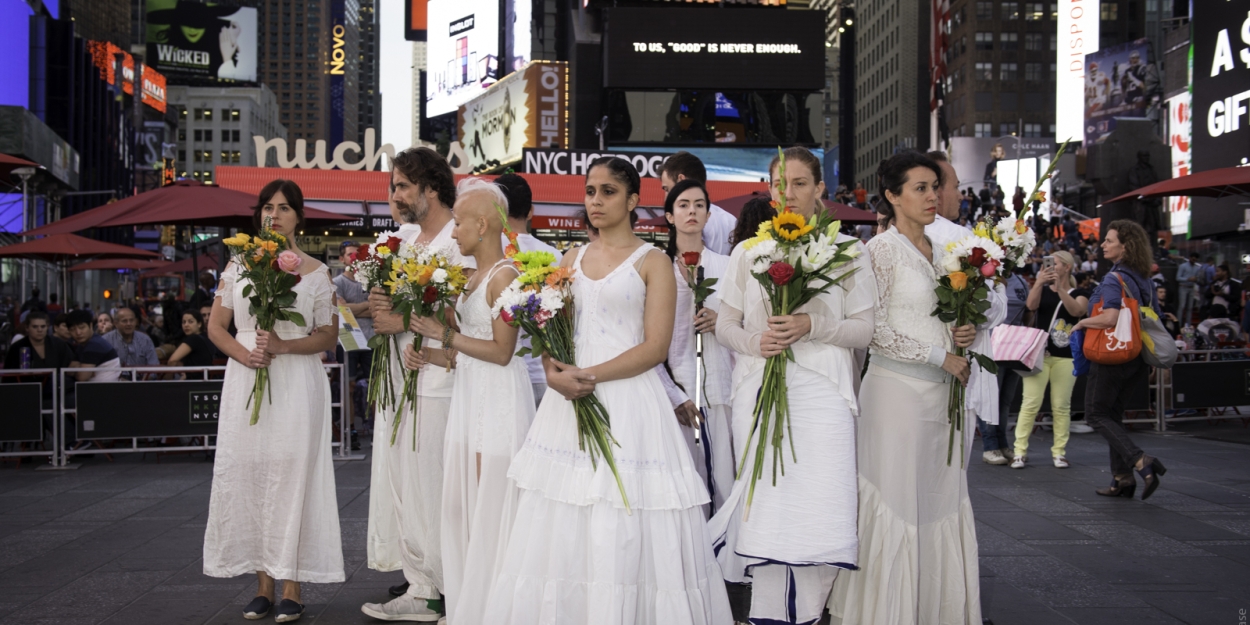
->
xmin=661 ymin=179 xmax=735 ymax=514
xmin=203 ymin=180 xmax=344 ymax=623
xmin=403 ymin=178 xmax=536 ymax=624
xmin=828 ymin=151 xmax=979 ymax=624
xmin=483 ymin=157 xmax=732 ymax=624
xmin=710 ymin=147 xmax=875 ymax=625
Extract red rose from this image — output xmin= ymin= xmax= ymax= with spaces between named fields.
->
xmin=386 ymin=236 xmax=402 ymax=253
xmin=500 ymin=308 xmax=514 ymax=323
xmin=422 ymin=285 xmax=439 ymax=304
xmin=767 ymin=262 xmax=795 ymax=286
xmin=356 ymin=245 xmax=371 ymax=261
xmin=681 ymin=251 xmax=701 ymax=267
xmin=967 ymin=247 xmax=987 ymax=267
xmin=270 ymin=258 xmax=280 ymax=271
xmin=293 ymin=273 xmax=302 ymax=285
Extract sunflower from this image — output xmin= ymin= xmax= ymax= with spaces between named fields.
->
xmin=771 ymin=210 xmax=814 ymax=241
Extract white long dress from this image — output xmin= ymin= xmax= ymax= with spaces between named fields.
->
xmin=828 ymin=227 xmax=981 ymax=624
xmin=483 ymin=244 xmax=732 ymax=625
xmin=441 ymin=259 xmax=536 ymax=625
xmin=203 ymin=263 xmax=345 ymax=583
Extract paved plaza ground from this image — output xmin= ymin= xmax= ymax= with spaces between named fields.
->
xmin=1 ymin=422 xmax=1248 ymax=625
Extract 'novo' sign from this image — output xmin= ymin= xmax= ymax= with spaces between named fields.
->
xmin=254 ymin=128 xmax=394 ymax=170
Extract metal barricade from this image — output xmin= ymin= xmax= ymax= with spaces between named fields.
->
xmin=57 ymin=363 xmax=357 ymax=466
xmin=0 ymin=368 xmax=60 ymax=467
xmin=1155 ymin=348 xmax=1250 ymax=430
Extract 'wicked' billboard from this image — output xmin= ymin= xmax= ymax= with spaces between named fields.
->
xmin=145 ymin=0 xmax=258 ymax=85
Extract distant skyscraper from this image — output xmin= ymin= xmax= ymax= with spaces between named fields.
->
xmin=358 ymin=0 xmax=381 ymax=143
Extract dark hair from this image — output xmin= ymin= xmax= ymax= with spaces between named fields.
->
xmin=875 ymin=150 xmax=943 ymax=230
xmin=1210 ymin=304 xmax=1229 ymax=318
xmin=24 ymin=310 xmax=49 ymax=325
xmin=926 ymin=149 xmax=949 ymax=163
xmin=768 ymin=147 xmax=823 ymax=185
xmin=66 ymin=309 xmax=93 ymax=329
xmin=731 ymin=197 xmax=778 ymax=248
xmin=198 ymin=271 xmax=216 ymax=289
xmin=254 ymin=179 xmax=307 ymax=232
xmin=660 ymin=151 xmax=708 ymax=184
xmin=495 ymin=173 xmax=534 ymax=220
xmin=49 ymin=293 xmax=58 ymax=303
xmin=54 ymin=313 xmax=68 ymax=327
xmin=339 ymin=240 xmax=359 ymax=253
xmin=391 ymin=147 xmax=456 ymax=209
xmin=1106 ymin=219 xmax=1153 ymax=277
xmin=587 ymin=156 xmax=641 ymax=197
xmin=662 ymin=179 xmax=709 ymax=260
xmin=575 ymin=209 xmax=598 ymax=236
xmin=182 ymin=309 xmax=204 ymax=330
xmin=1218 ymin=263 xmax=1231 ymax=273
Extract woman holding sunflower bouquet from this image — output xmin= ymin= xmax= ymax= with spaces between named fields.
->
xmin=707 ymin=147 xmax=876 ymax=625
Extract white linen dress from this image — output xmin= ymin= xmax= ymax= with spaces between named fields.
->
xmin=482 ymin=244 xmax=732 ymax=625
xmin=202 ymin=263 xmax=345 ymax=583
xmin=441 ymin=259 xmax=536 ymax=625
xmin=828 ymin=227 xmax=982 ymax=624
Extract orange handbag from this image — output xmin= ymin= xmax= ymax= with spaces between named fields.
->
xmin=1082 ymin=273 xmax=1142 ymax=365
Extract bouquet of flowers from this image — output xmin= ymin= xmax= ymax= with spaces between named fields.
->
xmin=221 ymin=217 xmax=307 ymax=425
xmin=386 ymin=242 xmax=469 ymax=446
xmin=349 ymin=232 xmax=404 ymax=411
xmin=494 ymin=251 xmax=631 ymax=513
xmin=934 ymin=234 xmax=1003 ymax=466
xmin=735 ymin=149 xmax=861 ymax=519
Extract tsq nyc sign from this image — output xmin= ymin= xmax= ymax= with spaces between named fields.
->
xmin=254 ymin=128 xmax=395 ymax=170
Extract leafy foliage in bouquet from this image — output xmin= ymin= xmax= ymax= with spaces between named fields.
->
xmin=386 ymin=242 xmax=469 ymax=446
xmin=221 ymin=220 xmax=307 ymax=425
xmin=679 ymin=251 xmax=718 ymax=310
xmin=494 ymin=250 xmax=631 ymax=513
xmin=348 ymin=232 xmax=403 ymax=411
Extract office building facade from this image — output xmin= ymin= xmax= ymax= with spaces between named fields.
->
xmin=168 ymin=85 xmax=286 ymax=183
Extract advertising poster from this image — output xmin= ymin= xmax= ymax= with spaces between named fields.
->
xmin=1166 ymin=92 xmax=1191 ymax=235
xmin=146 ymin=1 xmax=258 ymax=84
xmin=426 ymin=0 xmax=500 ymax=117
xmin=86 ymin=41 xmax=168 ymax=113
xmin=1190 ymin=0 xmax=1250 ymax=237
xmin=1055 ymin=0 xmax=1099 ymax=143
xmin=1083 ymin=39 xmax=1157 ymax=145
xmin=329 ymin=0 xmax=348 ymax=145
xmin=948 ymin=137 xmax=1057 ymax=194
xmin=457 ymin=62 xmax=567 ymax=172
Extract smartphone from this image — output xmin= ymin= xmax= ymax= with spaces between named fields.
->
xmin=1042 ymin=255 xmax=1056 ymax=271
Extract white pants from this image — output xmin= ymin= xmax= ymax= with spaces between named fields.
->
xmin=751 ymin=564 xmax=839 ymax=625
xmin=366 ymin=422 xmax=401 ymax=572
xmin=387 ymin=395 xmax=451 ymax=599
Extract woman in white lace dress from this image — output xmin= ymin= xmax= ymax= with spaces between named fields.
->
xmin=829 ymin=152 xmax=979 ymax=624
xmin=483 ymin=157 xmax=731 ymax=625
xmin=403 ymin=177 xmax=535 ymax=625
xmin=709 ymin=147 xmax=874 ymax=625
xmin=203 ymin=180 xmax=344 ymax=623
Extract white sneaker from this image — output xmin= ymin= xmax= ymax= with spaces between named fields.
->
xmin=1011 ymin=455 xmax=1027 ymax=469
xmin=999 ymin=447 xmax=1016 ymax=460
xmin=1069 ymin=422 xmax=1095 ymax=433
xmin=361 ymin=595 xmax=444 ymax=622
xmin=1053 ymin=455 xmax=1070 ymax=468
xmin=982 ymin=450 xmax=1009 ymax=465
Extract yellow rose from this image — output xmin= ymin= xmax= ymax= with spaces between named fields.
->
xmin=948 ymin=271 xmax=969 ymax=291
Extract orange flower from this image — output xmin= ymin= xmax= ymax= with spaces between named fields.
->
xmin=258 ymin=239 xmax=279 ymax=254
xmin=1014 ymin=219 xmax=1029 ymax=235
xmin=948 ymin=271 xmax=969 ymax=291
xmin=545 ymin=266 xmax=573 ymax=288
xmin=769 ymin=200 xmax=781 ymax=210
xmin=505 ymin=243 xmax=519 ymax=258
xmin=417 ymin=266 xmax=435 ymax=286
xmin=1033 ymin=191 xmax=1047 ymax=203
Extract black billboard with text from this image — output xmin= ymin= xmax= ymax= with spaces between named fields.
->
xmin=1190 ymin=3 xmax=1250 ymax=237
xmin=603 ymin=8 xmax=825 ymax=91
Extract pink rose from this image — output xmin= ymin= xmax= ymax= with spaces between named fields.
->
xmin=277 ymin=250 xmax=302 ymax=274
xmin=979 ymin=259 xmax=999 ymax=277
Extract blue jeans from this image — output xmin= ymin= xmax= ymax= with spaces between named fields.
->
xmin=979 ymin=367 xmax=1019 ymax=451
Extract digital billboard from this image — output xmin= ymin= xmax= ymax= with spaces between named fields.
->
xmin=425 ymin=0 xmax=501 ymax=117
xmin=603 ymin=8 xmax=824 ymax=91
xmin=86 ymin=40 xmax=169 ymax=113
xmin=145 ymin=1 xmax=258 ymax=84
xmin=1190 ymin=0 xmax=1250 ymax=237
xmin=1083 ymin=39 xmax=1157 ymax=145
xmin=948 ymin=137 xmax=1057 ymax=195
xmin=406 ymin=0 xmax=428 ymax=41
xmin=456 ymin=62 xmax=566 ymax=172
xmin=1055 ymin=0 xmax=1099 ymax=143
xmin=1166 ymin=92 xmax=1191 ymax=235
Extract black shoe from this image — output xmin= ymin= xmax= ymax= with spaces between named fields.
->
xmin=1095 ymin=475 xmax=1137 ymax=498
xmin=1135 ymin=454 xmax=1167 ymax=501
xmin=274 ymin=599 xmax=305 ymax=623
xmin=389 ymin=581 xmax=410 ymax=597
xmin=242 ymin=596 xmax=272 ymax=620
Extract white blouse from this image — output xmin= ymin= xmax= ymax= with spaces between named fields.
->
xmin=866 ymin=228 xmax=953 ymax=377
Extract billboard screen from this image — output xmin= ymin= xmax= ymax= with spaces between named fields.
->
xmin=406 ymin=0 xmax=428 ymax=41
xmin=1083 ymin=39 xmax=1156 ymax=145
xmin=949 ymin=137 xmax=1058 ymax=196
xmin=603 ymin=7 xmax=825 ymax=91
xmin=456 ymin=62 xmax=566 ymax=172
xmin=1056 ymin=0 xmax=1099 ymax=143
xmin=1190 ymin=0 xmax=1250 ymax=237
xmin=425 ymin=0 xmax=501 ymax=117
xmin=1166 ymin=92 xmax=1191 ymax=235
xmin=87 ymin=40 xmax=168 ymax=113
xmin=145 ymin=2 xmax=258 ymax=84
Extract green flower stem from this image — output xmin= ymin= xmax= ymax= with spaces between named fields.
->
xmin=393 ymin=335 xmax=423 ymax=448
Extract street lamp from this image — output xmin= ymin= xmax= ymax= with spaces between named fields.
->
xmin=12 ymin=166 xmax=37 ymax=298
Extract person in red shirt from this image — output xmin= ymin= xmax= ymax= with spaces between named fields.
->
xmin=854 ymin=183 xmax=867 ymax=205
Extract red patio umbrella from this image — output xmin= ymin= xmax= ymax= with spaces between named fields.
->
xmin=141 ymin=252 xmax=221 ymax=276
xmin=1100 ymin=165 xmax=1250 ymax=206
xmin=0 ymin=233 xmax=162 ymax=302
xmin=0 ymin=154 xmax=40 ymax=180
xmin=69 ymin=258 xmax=172 ymax=272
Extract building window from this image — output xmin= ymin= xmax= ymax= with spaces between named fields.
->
xmin=976 ymin=1 xmax=993 ymax=19
xmin=1049 ymin=123 xmax=1056 ymax=135
xmin=178 ymin=129 xmax=187 ymax=141
xmin=975 ymin=62 xmax=994 ymax=80
xmin=230 ymin=109 xmax=241 ymax=121
xmin=1000 ymin=122 xmax=1016 ymax=135
xmin=193 ymin=129 xmax=202 ymax=142
xmin=1101 ymin=3 xmax=1117 ymax=20
xmin=1000 ymin=32 xmax=1018 ymax=50
xmin=231 ymin=151 xmax=242 ymax=164
xmin=1024 ymin=2 xmax=1044 ymax=20
xmin=1001 ymin=2 xmax=1019 ymax=19
xmin=1024 ymin=123 xmax=1043 ymax=136
xmin=232 ymin=129 xmax=241 ymax=142
xmin=1050 ymin=62 xmax=1057 ymax=80
xmin=1025 ymin=62 xmax=1042 ymax=81
xmin=975 ymin=123 xmax=993 ymax=137
xmin=1049 ymin=33 xmax=1057 ymax=50
xmin=204 ymin=129 xmax=213 ymax=142
xmin=180 ymin=108 xmax=187 ymax=120
xmin=976 ymin=32 xmax=994 ymax=51
xmin=203 ymin=170 xmax=213 ymax=184
xmin=178 ymin=150 xmax=186 ymax=163
xmin=1000 ymin=62 xmax=1018 ymax=80
xmin=220 ymin=150 xmax=230 ymax=163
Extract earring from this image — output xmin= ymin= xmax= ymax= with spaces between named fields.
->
xmin=478 ymin=236 xmax=483 ymax=242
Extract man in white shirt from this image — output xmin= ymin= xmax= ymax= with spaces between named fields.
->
xmin=659 ymin=152 xmax=736 ymax=256
xmin=495 ymin=173 xmax=561 ymax=406
xmin=925 ymin=151 xmax=1010 ymax=466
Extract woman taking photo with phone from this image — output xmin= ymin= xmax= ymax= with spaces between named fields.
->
xmin=1012 ymin=250 xmax=1089 ymax=470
